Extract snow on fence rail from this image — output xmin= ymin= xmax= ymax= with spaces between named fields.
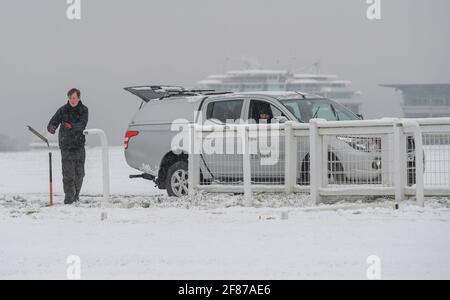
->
xmin=187 ymin=118 xmax=450 ymax=207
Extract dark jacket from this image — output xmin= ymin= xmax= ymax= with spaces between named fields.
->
xmin=48 ymin=101 xmax=89 ymax=150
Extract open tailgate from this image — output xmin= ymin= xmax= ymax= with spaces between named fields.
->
xmin=124 ymin=85 xmax=185 ymax=102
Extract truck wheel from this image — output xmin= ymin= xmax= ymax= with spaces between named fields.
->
xmin=166 ymin=161 xmax=189 ymax=197
xmin=300 ymin=154 xmax=310 ymax=185
xmin=300 ymin=153 xmax=345 ymax=185
xmin=328 ymin=152 xmax=345 ymax=184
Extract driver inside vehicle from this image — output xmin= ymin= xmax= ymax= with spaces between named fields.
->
xmin=249 ymin=102 xmax=273 ymax=124
xmin=258 ymin=106 xmax=271 ymax=123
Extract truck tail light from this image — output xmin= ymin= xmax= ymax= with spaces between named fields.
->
xmin=124 ymin=131 xmax=139 ymax=149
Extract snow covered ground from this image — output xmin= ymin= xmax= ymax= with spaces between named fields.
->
xmin=1 ymin=147 xmax=450 ymax=279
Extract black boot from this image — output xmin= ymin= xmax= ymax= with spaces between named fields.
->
xmin=64 ymin=198 xmax=74 ymax=205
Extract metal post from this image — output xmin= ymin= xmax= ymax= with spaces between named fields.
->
xmin=400 ymin=120 xmax=424 ymax=207
xmin=49 ymin=151 xmax=53 ymax=206
xmin=243 ymin=126 xmax=252 ymax=206
xmin=393 ymin=122 xmax=403 ymax=208
xmin=27 ymin=125 xmax=53 ymax=207
xmin=381 ymin=134 xmax=391 ymax=186
xmin=188 ymin=124 xmax=200 ymax=196
xmin=309 ymin=119 xmax=323 ymax=205
xmin=83 ymin=129 xmax=110 ymax=202
xmin=414 ymin=125 xmax=425 ymax=207
xmin=284 ymin=122 xmax=297 ymax=194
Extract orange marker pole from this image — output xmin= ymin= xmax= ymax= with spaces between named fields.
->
xmin=27 ymin=126 xmax=54 ymax=207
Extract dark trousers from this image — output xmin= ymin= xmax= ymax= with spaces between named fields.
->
xmin=61 ymin=148 xmax=86 ymax=204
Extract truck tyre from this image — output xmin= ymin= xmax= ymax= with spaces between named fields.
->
xmin=328 ymin=152 xmax=345 ymax=184
xmin=166 ymin=161 xmax=189 ymax=197
xmin=300 ymin=152 xmax=345 ymax=185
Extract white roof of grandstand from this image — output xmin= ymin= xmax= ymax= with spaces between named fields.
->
xmin=226 ymin=69 xmax=290 ymax=76
xmin=287 ymin=79 xmax=321 ymax=84
xmin=207 ymin=74 xmax=228 ymax=79
xmin=329 ymin=80 xmax=352 ymax=85
xmin=197 ymin=79 xmax=222 ymax=85
xmin=293 ymin=73 xmax=338 ymax=80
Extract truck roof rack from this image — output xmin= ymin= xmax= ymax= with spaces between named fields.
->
xmin=124 ymin=85 xmax=232 ymax=102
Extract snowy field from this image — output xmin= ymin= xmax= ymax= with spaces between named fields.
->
xmin=1 ymin=147 xmax=450 ymax=279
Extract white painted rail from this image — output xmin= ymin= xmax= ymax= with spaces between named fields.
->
xmin=83 ymin=129 xmax=110 ymax=202
xmin=187 ymin=118 xmax=450 ymax=207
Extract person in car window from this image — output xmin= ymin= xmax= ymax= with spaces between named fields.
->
xmin=258 ymin=106 xmax=271 ymax=123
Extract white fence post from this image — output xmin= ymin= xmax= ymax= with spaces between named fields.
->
xmin=381 ymin=134 xmax=391 ymax=186
xmin=83 ymin=129 xmax=110 ymax=202
xmin=188 ymin=124 xmax=200 ymax=196
xmin=284 ymin=121 xmax=297 ymax=194
xmin=400 ymin=120 xmax=425 ymax=207
xmin=243 ymin=126 xmax=252 ymax=206
xmin=309 ymin=119 xmax=323 ymax=205
xmin=393 ymin=121 xmax=405 ymax=207
xmin=413 ymin=124 xmax=425 ymax=207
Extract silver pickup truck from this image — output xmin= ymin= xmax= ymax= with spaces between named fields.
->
xmin=123 ymin=85 xmax=410 ymax=197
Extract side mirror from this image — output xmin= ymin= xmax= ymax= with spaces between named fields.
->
xmin=273 ymin=116 xmax=288 ymax=124
xmin=356 ymin=114 xmax=364 ymax=120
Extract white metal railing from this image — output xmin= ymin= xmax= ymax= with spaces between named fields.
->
xmin=405 ymin=118 xmax=450 ymax=198
xmin=187 ymin=118 xmax=450 ymax=207
xmin=84 ymin=129 xmax=110 ymax=202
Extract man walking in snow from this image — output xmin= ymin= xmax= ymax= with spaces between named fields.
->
xmin=47 ymin=88 xmax=89 ymax=204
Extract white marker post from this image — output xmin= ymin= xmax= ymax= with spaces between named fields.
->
xmin=83 ymin=129 xmax=110 ymax=202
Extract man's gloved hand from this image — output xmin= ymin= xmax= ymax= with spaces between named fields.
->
xmin=47 ymin=126 xmax=57 ymax=134
xmin=63 ymin=122 xmax=73 ymax=129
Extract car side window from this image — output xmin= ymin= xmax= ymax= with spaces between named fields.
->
xmin=206 ymin=100 xmax=243 ymax=123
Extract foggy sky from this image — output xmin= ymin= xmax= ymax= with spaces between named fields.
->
xmin=1 ymin=0 xmax=450 ymax=146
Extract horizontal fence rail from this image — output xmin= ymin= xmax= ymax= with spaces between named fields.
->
xmin=187 ymin=118 xmax=450 ymax=207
